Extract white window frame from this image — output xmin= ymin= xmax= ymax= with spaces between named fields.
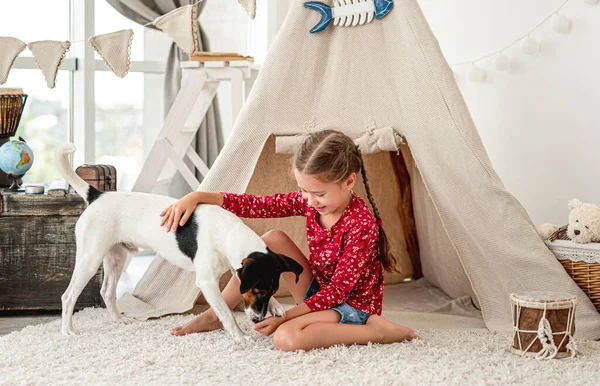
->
xmin=249 ymin=0 xmax=291 ymax=64
xmin=9 ymin=1 xmax=166 ymax=168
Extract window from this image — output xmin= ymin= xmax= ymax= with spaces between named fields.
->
xmin=1 ymin=0 xmax=270 ymax=191
xmin=5 ymin=70 xmax=70 ymax=182
xmin=0 ymin=1 xmax=70 ymax=182
xmin=200 ymin=1 xmax=252 ymax=140
xmin=94 ymin=1 xmax=170 ymax=191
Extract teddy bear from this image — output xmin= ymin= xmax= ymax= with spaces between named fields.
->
xmin=538 ymin=198 xmax=600 ymax=243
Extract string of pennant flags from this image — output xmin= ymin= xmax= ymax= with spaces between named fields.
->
xmin=0 ymin=3 xmax=203 ymax=89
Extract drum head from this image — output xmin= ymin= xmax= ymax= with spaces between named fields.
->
xmin=511 ymin=291 xmax=576 ymax=303
xmin=510 ymin=291 xmax=578 ymax=310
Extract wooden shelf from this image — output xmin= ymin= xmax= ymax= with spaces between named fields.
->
xmin=188 ymin=52 xmax=254 ymax=63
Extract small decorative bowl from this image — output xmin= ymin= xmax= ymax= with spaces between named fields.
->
xmin=24 ymin=184 xmax=44 ymax=194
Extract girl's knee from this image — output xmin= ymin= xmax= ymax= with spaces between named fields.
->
xmin=261 ymin=229 xmax=289 ymax=245
xmin=273 ymin=324 xmax=300 ymax=352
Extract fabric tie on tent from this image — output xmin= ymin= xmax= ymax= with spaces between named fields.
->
xmin=153 ymin=4 xmax=199 ymax=55
xmin=27 ymin=40 xmax=71 ymax=89
xmin=238 ymin=0 xmax=256 ymax=19
xmin=275 ymin=126 xmax=403 ymax=154
xmin=275 ymin=134 xmax=309 ymax=154
xmin=0 ymin=37 xmax=26 ymax=85
xmin=89 ymin=29 xmax=133 ymax=78
xmin=355 ymin=127 xmax=404 ymax=153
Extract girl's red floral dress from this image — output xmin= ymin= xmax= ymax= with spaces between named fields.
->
xmin=221 ymin=191 xmax=384 ymax=315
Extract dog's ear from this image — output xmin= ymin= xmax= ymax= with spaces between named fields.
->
xmin=237 ymin=259 xmax=260 ymax=294
xmin=274 ymin=252 xmax=304 ymax=283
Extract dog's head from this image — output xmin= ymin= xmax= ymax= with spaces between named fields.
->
xmin=236 ymin=248 xmax=303 ymax=323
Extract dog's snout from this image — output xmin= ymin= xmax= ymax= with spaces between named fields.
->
xmin=574 ymin=229 xmax=581 ymax=236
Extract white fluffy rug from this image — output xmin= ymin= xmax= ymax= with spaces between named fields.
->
xmin=1 ymin=308 xmax=600 ymax=385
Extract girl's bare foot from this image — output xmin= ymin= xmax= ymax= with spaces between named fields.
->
xmin=367 ymin=315 xmax=418 ymax=344
xmin=171 ymin=312 xmax=223 ymax=336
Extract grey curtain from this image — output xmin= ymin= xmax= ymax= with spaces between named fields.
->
xmin=107 ymin=0 xmax=223 ymax=196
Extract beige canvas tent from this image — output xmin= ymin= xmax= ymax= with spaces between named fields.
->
xmin=118 ymin=0 xmax=600 ymax=339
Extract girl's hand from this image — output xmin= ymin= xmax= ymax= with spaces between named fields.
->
xmin=160 ymin=192 xmax=200 ymax=232
xmin=253 ymin=316 xmax=285 ymax=336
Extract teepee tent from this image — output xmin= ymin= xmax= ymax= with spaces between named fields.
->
xmin=118 ymin=0 xmax=600 ymax=339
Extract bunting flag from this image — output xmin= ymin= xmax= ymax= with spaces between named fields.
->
xmin=27 ymin=40 xmax=71 ymax=89
xmin=0 ymin=2 xmax=219 ymax=87
xmin=89 ymin=29 xmax=133 ymax=78
xmin=153 ymin=4 xmax=199 ymax=55
xmin=238 ymin=0 xmax=256 ymax=19
xmin=0 ymin=37 xmax=26 ymax=85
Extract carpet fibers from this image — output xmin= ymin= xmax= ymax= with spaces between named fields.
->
xmin=1 ymin=307 xmax=600 ymax=385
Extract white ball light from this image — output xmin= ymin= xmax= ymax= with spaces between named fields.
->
xmin=522 ymin=36 xmax=539 ymax=55
xmin=584 ymin=0 xmax=599 ymax=5
xmin=552 ymin=14 xmax=571 ymax=33
xmin=467 ymin=65 xmax=486 ymax=83
xmin=495 ymin=53 xmax=511 ymax=71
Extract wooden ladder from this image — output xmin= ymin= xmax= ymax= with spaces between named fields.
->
xmin=132 ymin=53 xmax=257 ymax=194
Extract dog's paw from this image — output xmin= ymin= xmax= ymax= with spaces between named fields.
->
xmin=115 ymin=315 xmax=137 ymax=325
xmin=268 ymin=298 xmax=286 ymax=318
xmin=61 ymin=328 xmax=80 ymax=337
xmin=232 ymin=333 xmax=249 ymax=343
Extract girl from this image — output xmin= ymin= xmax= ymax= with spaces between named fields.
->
xmin=160 ymin=130 xmax=418 ymax=351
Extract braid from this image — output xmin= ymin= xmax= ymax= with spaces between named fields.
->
xmin=356 ymin=147 xmax=399 ymax=273
xmin=357 ymin=148 xmax=380 ymax=221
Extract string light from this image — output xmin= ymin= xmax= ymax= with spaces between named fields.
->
xmin=495 ymin=52 xmax=511 ymax=71
xmin=552 ymin=13 xmax=571 ymax=33
xmin=521 ymin=35 xmax=539 ymax=55
xmin=467 ymin=63 xmax=486 ymax=83
xmin=449 ymin=0 xmax=593 ymax=77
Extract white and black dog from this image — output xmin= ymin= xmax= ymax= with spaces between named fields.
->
xmin=56 ymin=143 xmax=302 ymax=341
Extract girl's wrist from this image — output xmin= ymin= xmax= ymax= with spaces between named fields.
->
xmin=193 ymin=191 xmax=223 ymax=206
xmin=194 ymin=191 xmax=206 ymax=205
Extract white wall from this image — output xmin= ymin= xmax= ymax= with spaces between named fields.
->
xmin=417 ymin=0 xmax=600 ymax=226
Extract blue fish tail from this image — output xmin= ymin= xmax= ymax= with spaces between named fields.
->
xmin=304 ymin=1 xmax=333 ymax=33
xmin=374 ymin=0 xmax=393 ymax=19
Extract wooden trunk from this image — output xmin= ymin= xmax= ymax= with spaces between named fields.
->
xmin=0 ymin=191 xmax=103 ymax=311
xmin=75 ymin=164 xmax=117 ymax=191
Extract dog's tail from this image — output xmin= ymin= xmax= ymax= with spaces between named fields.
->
xmin=55 ymin=143 xmax=97 ymax=205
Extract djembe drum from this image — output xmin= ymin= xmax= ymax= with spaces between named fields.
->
xmin=510 ymin=291 xmax=578 ymax=359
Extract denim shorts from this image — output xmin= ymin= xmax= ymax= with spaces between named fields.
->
xmin=304 ymin=278 xmax=370 ymax=325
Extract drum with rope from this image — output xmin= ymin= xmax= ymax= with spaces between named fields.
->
xmin=510 ymin=291 xmax=578 ymax=360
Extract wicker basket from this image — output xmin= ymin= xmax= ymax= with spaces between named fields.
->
xmin=545 ymin=240 xmax=600 ymax=312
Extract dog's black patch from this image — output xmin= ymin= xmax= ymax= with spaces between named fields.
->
xmin=176 ymin=213 xmax=198 ymax=260
xmin=87 ymin=186 xmax=104 ymax=205
xmin=237 ymin=249 xmax=304 ymax=294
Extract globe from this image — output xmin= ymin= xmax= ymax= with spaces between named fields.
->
xmin=0 ymin=138 xmax=34 ymax=184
